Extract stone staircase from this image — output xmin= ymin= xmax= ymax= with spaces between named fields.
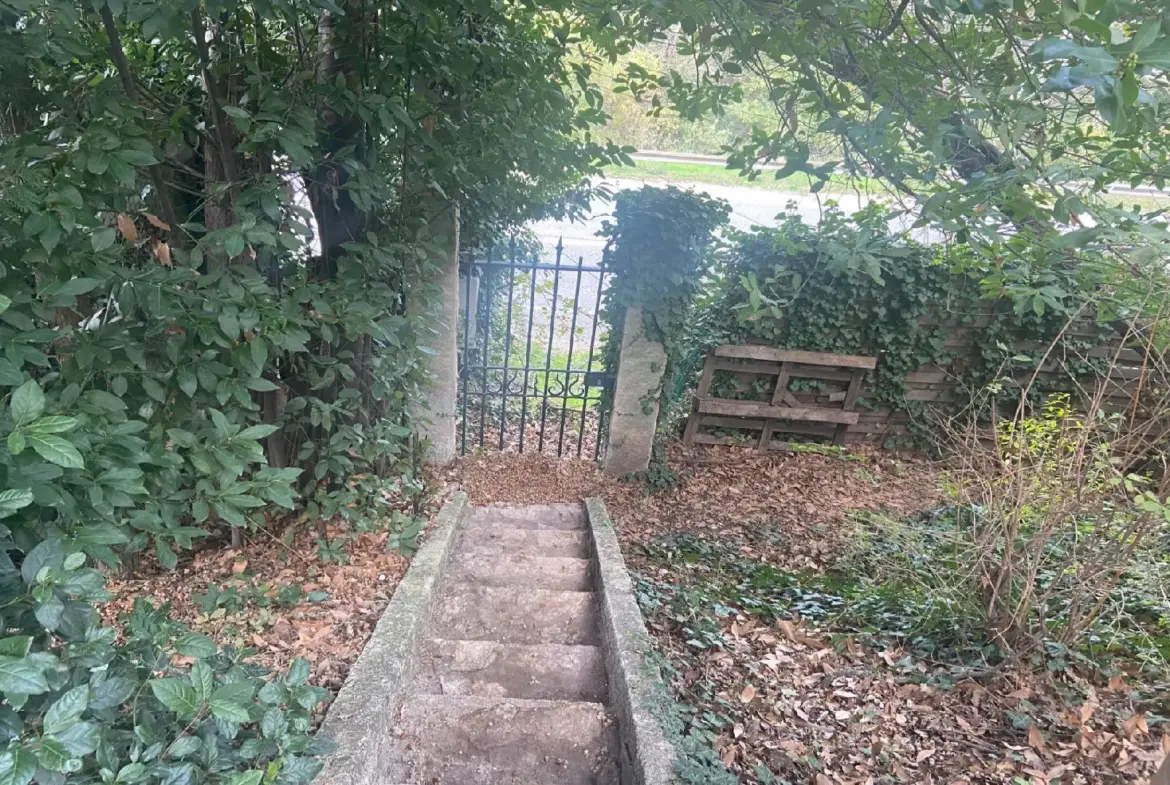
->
xmin=380 ymin=504 xmax=619 ymax=785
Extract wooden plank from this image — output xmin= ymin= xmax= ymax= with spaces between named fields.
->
xmin=836 ymin=368 xmax=867 ymax=445
xmin=841 ymin=368 xmax=865 ymax=411
xmin=713 ymin=358 xmax=782 ymax=375
xmin=770 ymin=362 xmax=794 ymax=406
xmin=848 ymin=423 xmax=891 ymax=434
xmin=757 ymin=419 xmax=776 ymax=452
xmin=692 ymin=416 xmax=834 ymax=440
xmin=682 ymin=410 xmax=701 ymax=446
xmin=700 ymin=415 xmax=766 ymax=431
xmin=683 ymin=353 xmax=717 ymax=446
xmin=767 ymin=421 xmax=838 ymax=438
xmin=784 ymin=364 xmax=856 ymax=383
xmin=714 ymin=345 xmax=877 ymax=369
xmin=695 ymin=352 xmax=717 ymax=398
xmin=759 ymin=358 xmax=787 ymax=451
xmin=905 ymin=371 xmax=950 ymax=384
xmin=1087 ymin=346 xmax=1146 ymax=362
xmin=692 ymin=433 xmax=740 ymax=446
xmin=697 ymin=398 xmax=860 ymax=425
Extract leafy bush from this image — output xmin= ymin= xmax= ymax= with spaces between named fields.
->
xmin=599 ymin=185 xmax=731 ymax=413
xmin=688 ymin=205 xmax=1120 ymax=426
xmin=940 ymin=385 xmax=1170 ymax=657
xmin=0 ymin=532 xmax=328 ymax=784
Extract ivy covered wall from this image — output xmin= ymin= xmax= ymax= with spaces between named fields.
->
xmin=682 ymin=206 xmax=1134 ymax=445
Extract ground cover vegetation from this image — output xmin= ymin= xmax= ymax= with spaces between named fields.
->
xmin=581 ymin=3 xmax=1170 ymax=779
xmin=0 ymin=0 xmax=650 ymax=780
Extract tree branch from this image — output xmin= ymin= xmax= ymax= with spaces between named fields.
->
xmin=97 ymin=3 xmax=182 ymax=233
xmin=190 ymin=8 xmax=242 ymax=189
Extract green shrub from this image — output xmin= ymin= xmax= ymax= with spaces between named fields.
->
xmin=687 ymin=205 xmax=1118 ymax=427
xmin=0 ymin=533 xmax=328 ymax=784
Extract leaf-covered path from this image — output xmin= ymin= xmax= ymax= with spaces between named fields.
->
xmin=454 ymin=447 xmax=1168 ymax=784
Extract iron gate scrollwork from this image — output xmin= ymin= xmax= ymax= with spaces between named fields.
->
xmin=457 ymin=238 xmax=613 ymax=458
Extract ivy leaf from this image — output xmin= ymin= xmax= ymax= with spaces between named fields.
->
xmin=260 ymin=707 xmax=286 ymax=739
xmin=287 ymin=658 xmax=310 ymax=687
xmin=43 ymin=686 xmax=87 ymax=734
xmin=0 ymin=748 xmax=37 ymax=785
xmin=155 ymin=540 xmax=177 ymax=571
xmin=48 ymin=721 xmax=99 ymax=756
xmin=237 ymin=424 xmax=278 ymax=441
xmin=33 ymin=737 xmax=74 ymax=773
xmin=273 ymin=755 xmax=321 ymax=784
xmin=25 ymin=417 xmax=77 ymax=435
xmin=0 ymin=361 xmax=24 ymax=387
xmin=177 ymin=369 xmax=197 ymax=398
xmin=21 ymin=539 xmax=65 ymax=585
xmin=149 ymin=679 xmax=199 ymax=719
xmin=116 ymin=763 xmax=149 ymax=783
xmin=0 ymin=490 xmax=33 ymax=519
xmin=10 ymin=380 xmax=44 ymax=426
xmin=141 ymin=377 xmax=167 ymax=403
xmin=0 ymin=657 xmax=46 ymax=695
xmin=55 ymin=279 xmax=100 ymax=298
xmin=211 ymin=681 xmax=255 ymax=705
xmin=1139 ymin=40 xmax=1170 ymax=68
xmin=209 ymin=698 xmax=251 ymax=724
xmin=165 ymin=736 xmax=201 ymax=759
xmin=175 ymin=633 xmax=216 ymax=659
xmin=157 ymin=763 xmax=195 ymax=785
xmin=27 ymin=434 xmax=84 ymax=470
xmin=88 ymin=674 xmax=136 ymax=711
xmin=34 ymin=595 xmax=64 ymax=631
xmin=91 ymin=227 xmax=117 ymax=252
xmin=6 ymin=432 xmax=24 ymax=456
xmin=0 ymin=639 xmax=31 ymax=659
xmin=190 ymin=660 xmax=214 ymax=703
xmin=1029 ymin=38 xmax=1117 ymax=73
xmin=224 ymin=773 xmax=263 ymax=785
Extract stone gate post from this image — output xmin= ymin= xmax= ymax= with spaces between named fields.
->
xmin=602 ymin=306 xmax=666 ymax=477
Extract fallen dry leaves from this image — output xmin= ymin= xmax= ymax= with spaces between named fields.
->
xmin=101 ymin=517 xmax=419 ymax=717
xmin=455 ymin=443 xmax=1170 ymax=784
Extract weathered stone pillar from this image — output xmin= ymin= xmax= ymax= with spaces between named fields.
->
xmin=603 ymin=306 xmax=667 ymax=477
xmin=408 ymin=201 xmax=460 ymax=466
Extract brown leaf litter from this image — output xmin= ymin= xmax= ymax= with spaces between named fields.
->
xmin=101 ymin=517 xmax=418 ymax=716
xmin=454 ymin=444 xmax=1169 ymax=784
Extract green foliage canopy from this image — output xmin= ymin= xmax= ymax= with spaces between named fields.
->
xmin=0 ymin=0 xmax=643 ymax=779
xmin=603 ymin=0 xmax=1170 ymax=320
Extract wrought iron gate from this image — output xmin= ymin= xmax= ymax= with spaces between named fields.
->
xmin=457 ymin=239 xmax=612 ymax=458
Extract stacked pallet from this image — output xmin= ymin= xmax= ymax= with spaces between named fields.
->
xmin=682 ymin=335 xmax=1161 ymax=446
xmin=683 ymin=346 xmax=877 ymax=451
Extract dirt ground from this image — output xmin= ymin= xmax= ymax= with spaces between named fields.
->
xmin=453 ymin=444 xmax=1169 ymax=785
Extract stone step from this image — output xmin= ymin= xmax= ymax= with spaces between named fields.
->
xmin=457 ymin=524 xmax=589 ymax=559
xmin=429 ymin=584 xmax=599 ymax=645
xmin=415 ymin=639 xmax=607 ymax=702
xmin=449 ymin=550 xmax=591 ymax=592
xmin=383 ymin=695 xmax=617 ymax=785
xmin=469 ymin=504 xmax=587 ymax=531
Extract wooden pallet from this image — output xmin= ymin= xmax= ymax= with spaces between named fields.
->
xmin=683 ymin=345 xmax=878 ymax=451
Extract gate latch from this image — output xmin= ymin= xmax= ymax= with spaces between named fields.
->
xmin=584 ymin=371 xmax=615 ymax=389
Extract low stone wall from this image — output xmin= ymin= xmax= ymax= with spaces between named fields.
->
xmin=586 ymin=497 xmax=676 ymax=785
xmin=317 ymin=491 xmax=468 ymax=785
